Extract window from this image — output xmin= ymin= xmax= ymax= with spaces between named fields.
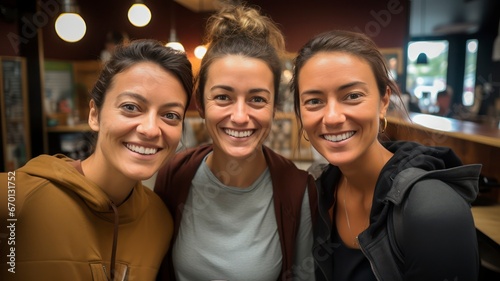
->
xmin=406 ymin=40 xmax=449 ymax=113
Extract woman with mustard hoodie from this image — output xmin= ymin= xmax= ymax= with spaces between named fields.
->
xmin=0 ymin=39 xmax=193 ymax=281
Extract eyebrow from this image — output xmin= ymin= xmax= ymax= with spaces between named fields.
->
xmin=117 ymin=92 xmax=186 ymax=109
xmin=337 ymin=81 xmax=367 ymax=91
xmin=210 ymin=85 xmax=272 ymax=95
xmin=300 ymin=81 xmax=368 ymax=95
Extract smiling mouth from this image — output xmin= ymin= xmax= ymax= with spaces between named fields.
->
xmin=125 ymin=143 xmax=160 ymax=155
xmin=224 ymin=129 xmax=255 ymax=138
xmin=323 ymin=131 xmax=355 ymax=142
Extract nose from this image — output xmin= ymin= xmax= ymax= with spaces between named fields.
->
xmin=323 ymin=100 xmax=346 ymax=126
xmin=137 ymin=113 xmax=161 ymax=139
xmin=230 ymin=100 xmax=250 ymax=124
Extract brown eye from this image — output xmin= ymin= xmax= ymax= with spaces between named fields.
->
xmin=251 ymin=96 xmax=267 ymax=103
xmin=122 ymin=104 xmax=139 ymax=112
xmin=346 ymin=93 xmax=362 ymax=100
xmin=163 ymin=112 xmax=181 ymax=120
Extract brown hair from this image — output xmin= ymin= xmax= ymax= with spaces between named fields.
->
xmin=195 ymin=3 xmax=285 ymax=114
xmin=290 ymin=30 xmax=402 ymax=135
xmin=89 ymin=39 xmax=193 ymax=149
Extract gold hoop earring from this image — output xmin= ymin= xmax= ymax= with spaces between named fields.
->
xmin=380 ymin=116 xmax=387 ymax=133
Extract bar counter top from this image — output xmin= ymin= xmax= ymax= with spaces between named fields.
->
xmin=386 ymin=112 xmax=500 ymax=148
xmin=472 ymin=204 xmax=500 ymax=246
xmin=385 ymin=111 xmax=500 ymax=203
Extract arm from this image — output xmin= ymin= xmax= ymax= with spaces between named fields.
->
xmin=291 ymin=187 xmax=316 ymax=281
xmin=402 ymin=179 xmax=479 ymax=281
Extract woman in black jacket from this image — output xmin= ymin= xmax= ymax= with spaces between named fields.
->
xmin=290 ymin=30 xmax=481 ymax=281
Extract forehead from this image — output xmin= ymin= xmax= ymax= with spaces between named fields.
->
xmin=116 ymin=61 xmax=165 ymax=79
xmin=106 ymin=62 xmax=187 ymax=103
xmin=299 ymin=52 xmax=376 ymax=85
xmin=207 ymin=55 xmax=273 ymax=80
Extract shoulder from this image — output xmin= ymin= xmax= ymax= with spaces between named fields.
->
xmin=155 ymin=145 xmax=212 ymax=187
xmin=143 ymin=187 xmax=173 ymax=220
xmin=262 ymin=146 xmax=307 ymax=175
xmin=166 ymin=144 xmax=212 ymax=168
xmin=393 ymin=177 xmax=479 ymax=278
xmin=400 ymin=178 xmax=475 ymax=238
xmin=0 ymin=164 xmax=56 ymax=204
xmin=405 ymin=179 xmax=470 ymax=217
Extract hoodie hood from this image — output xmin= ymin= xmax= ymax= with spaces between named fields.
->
xmin=315 ymin=141 xmax=480 ymax=231
xmin=371 ymin=141 xmax=480 ymax=227
xmin=18 ymin=154 xmax=150 ymax=223
xmin=383 ymin=141 xmax=463 ymax=174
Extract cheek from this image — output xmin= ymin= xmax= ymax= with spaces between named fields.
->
xmin=300 ymin=110 xmax=316 ymax=130
xmin=203 ymin=103 xmax=221 ymax=119
xmin=166 ymin=126 xmax=183 ymax=143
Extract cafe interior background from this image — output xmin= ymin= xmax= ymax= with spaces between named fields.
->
xmin=2 ymin=0 xmax=500 ymax=278
xmin=1 ymin=0 xmax=500 ymax=188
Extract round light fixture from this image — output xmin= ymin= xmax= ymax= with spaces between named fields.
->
xmin=128 ymin=3 xmax=152 ymax=27
xmin=166 ymin=41 xmax=185 ymax=52
xmin=194 ymin=45 xmax=207 ymax=59
xmin=55 ymin=13 xmax=86 ymax=42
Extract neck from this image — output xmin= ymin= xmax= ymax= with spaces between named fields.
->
xmin=81 ymin=154 xmax=137 ymax=206
xmin=206 ymin=147 xmax=267 ymax=187
xmin=340 ymin=141 xmax=393 ymax=193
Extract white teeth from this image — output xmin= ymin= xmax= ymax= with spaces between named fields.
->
xmin=126 ymin=144 xmax=158 ymax=155
xmin=324 ymin=131 xmax=355 ymax=142
xmin=224 ymin=129 xmax=253 ymax=138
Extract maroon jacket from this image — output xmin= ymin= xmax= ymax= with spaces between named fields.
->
xmin=154 ymin=144 xmax=317 ymax=281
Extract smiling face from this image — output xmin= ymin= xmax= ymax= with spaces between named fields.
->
xmin=202 ymin=55 xmax=275 ymax=160
xmin=298 ymin=52 xmax=390 ymax=168
xmin=88 ymin=61 xmax=187 ymax=181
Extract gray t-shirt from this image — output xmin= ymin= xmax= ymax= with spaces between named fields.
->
xmin=172 ymin=155 xmax=315 ymax=281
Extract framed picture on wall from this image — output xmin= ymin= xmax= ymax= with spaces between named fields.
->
xmin=380 ymin=48 xmax=403 ymax=81
xmin=0 ymin=56 xmax=31 ymax=171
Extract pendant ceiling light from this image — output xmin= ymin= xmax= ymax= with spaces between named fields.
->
xmin=55 ymin=0 xmax=86 ymax=42
xmin=493 ymin=19 xmax=500 ymax=61
xmin=415 ymin=0 xmax=428 ymax=65
xmin=194 ymin=45 xmax=207 ymax=59
xmin=165 ymin=0 xmax=184 ymax=52
xmin=416 ymin=52 xmax=428 ymax=64
xmin=128 ymin=0 xmax=152 ymax=27
xmin=416 ymin=0 xmax=429 ymax=65
xmin=193 ymin=0 xmax=207 ymax=59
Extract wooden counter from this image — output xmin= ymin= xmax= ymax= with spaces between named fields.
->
xmin=472 ymin=204 xmax=500 ymax=246
xmin=387 ymin=112 xmax=500 ymax=147
xmin=385 ymin=112 xmax=500 ymax=202
xmin=472 ymin=204 xmax=500 ymax=273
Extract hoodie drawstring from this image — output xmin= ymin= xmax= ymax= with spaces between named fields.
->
xmin=108 ymin=201 xmax=119 ymax=281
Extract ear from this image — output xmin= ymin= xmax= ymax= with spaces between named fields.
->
xmin=380 ymin=86 xmax=391 ymax=118
xmin=88 ymin=99 xmax=100 ymax=132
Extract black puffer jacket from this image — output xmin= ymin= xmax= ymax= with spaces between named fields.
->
xmin=313 ymin=141 xmax=481 ymax=281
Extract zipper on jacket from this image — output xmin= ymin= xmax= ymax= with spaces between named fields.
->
xmin=358 ymin=236 xmax=383 ymax=281
xmin=108 ymin=201 xmax=120 ymax=281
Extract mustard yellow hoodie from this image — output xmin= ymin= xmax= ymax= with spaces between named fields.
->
xmin=0 ymin=154 xmax=173 ymax=281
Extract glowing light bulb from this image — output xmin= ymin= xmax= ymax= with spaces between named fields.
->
xmin=55 ymin=13 xmax=86 ymax=42
xmin=166 ymin=42 xmax=185 ymax=52
xmin=128 ymin=3 xmax=152 ymax=27
xmin=194 ymin=45 xmax=207 ymax=59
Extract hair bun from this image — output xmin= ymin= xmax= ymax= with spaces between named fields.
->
xmin=205 ymin=4 xmax=285 ymax=53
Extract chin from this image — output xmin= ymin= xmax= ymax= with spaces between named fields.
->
xmin=229 ymin=146 xmax=261 ymax=159
xmin=123 ymin=164 xmax=159 ymax=182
